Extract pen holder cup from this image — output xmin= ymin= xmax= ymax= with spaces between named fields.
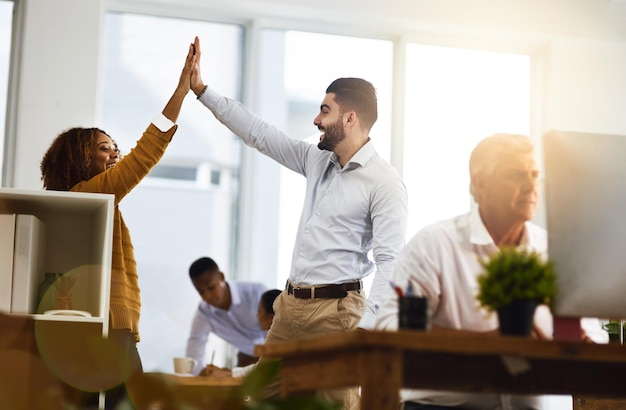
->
xmin=398 ymin=296 xmax=429 ymax=330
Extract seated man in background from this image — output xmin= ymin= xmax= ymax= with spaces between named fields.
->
xmin=375 ymin=133 xmax=607 ymax=410
xmin=185 ymin=257 xmax=268 ymax=376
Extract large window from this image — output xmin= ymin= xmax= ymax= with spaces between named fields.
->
xmin=267 ymin=35 xmax=532 ymax=296
xmin=403 ymin=44 xmax=531 ymax=237
xmin=0 ymin=0 xmax=14 ymax=185
xmin=257 ymin=30 xmax=394 ymax=292
xmin=101 ymin=12 xmax=244 ymax=372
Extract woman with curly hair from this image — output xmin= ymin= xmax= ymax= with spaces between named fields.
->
xmin=40 ymin=42 xmax=196 ymax=409
xmin=41 ymin=127 xmax=122 ymax=191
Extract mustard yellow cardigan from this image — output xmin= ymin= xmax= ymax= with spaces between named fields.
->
xmin=72 ymin=123 xmax=177 ymax=341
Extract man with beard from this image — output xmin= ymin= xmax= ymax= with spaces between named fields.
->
xmin=189 ymin=36 xmax=408 ymax=410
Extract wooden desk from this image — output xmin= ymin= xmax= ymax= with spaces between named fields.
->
xmin=0 ymin=313 xmax=65 ymax=409
xmin=0 ymin=313 xmax=245 ymax=409
xmin=255 ymin=330 xmax=626 ymax=410
xmin=127 ymin=373 xmax=244 ymax=410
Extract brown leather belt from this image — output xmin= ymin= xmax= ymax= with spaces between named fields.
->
xmin=286 ymin=281 xmax=361 ymax=299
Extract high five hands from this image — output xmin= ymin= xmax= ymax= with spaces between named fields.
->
xmin=190 ymin=36 xmax=206 ymax=97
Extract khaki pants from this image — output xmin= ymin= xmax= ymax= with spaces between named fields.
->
xmin=264 ymin=288 xmax=366 ymax=410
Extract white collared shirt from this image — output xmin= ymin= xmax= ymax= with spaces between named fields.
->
xmin=199 ymin=87 xmax=408 ymax=329
xmin=375 ymin=206 xmax=607 ymax=408
xmin=185 ymin=281 xmax=267 ymax=376
xmin=376 ymin=206 xmax=551 ymax=335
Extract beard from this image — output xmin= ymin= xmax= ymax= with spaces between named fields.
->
xmin=317 ymin=117 xmax=345 ymax=151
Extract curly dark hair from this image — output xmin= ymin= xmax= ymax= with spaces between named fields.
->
xmin=40 ymin=127 xmax=121 ymax=191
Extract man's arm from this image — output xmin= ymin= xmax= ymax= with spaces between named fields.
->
xmin=190 ymin=36 xmax=205 ymax=98
xmin=185 ymin=308 xmax=212 ymax=376
xmin=189 ymin=36 xmax=310 ymax=176
xmin=359 ymin=173 xmax=409 ymax=329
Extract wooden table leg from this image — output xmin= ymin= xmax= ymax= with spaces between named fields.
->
xmin=359 ymin=348 xmax=402 ymax=410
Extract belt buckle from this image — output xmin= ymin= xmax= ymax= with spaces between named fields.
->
xmin=293 ymin=286 xmax=314 ymax=299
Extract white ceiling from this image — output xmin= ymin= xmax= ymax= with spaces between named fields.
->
xmin=125 ymin=0 xmax=626 ymax=42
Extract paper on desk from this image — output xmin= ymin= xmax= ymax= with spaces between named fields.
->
xmin=500 ymin=355 xmax=531 ymax=376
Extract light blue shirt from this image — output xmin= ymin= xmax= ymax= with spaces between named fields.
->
xmin=199 ymin=88 xmax=408 ymax=328
xmin=185 ymin=281 xmax=267 ymax=375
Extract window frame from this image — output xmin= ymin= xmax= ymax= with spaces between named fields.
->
xmin=104 ymin=0 xmax=545 ymax=284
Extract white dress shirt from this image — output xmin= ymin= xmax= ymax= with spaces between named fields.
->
xmin=375 ymin=206 xmax=607 ymax=409
xmin=199 ymin=87 xmax=408 ymax=329
xmin=185 ymin=281 xmax=267 ymax=376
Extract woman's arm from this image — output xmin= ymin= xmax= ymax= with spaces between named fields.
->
xmin=162 ymin=42 xmax=195 ymax=123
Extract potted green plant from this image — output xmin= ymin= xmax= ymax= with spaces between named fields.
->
xmin=476 ymin=247 xmax=557 ymax=337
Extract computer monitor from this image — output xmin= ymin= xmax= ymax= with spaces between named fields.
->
xmin=543 ymin=130 xmax=626 ymax=320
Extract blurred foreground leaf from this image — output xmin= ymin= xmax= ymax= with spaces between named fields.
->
xmin=241 ymin=359 xmax=341 ymax=410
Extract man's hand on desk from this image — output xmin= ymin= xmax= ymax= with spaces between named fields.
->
xmin=199 ymin=364 xmax=232 ymax=378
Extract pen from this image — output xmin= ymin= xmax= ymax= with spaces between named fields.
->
xmin=405 ymin=282 xmax=413 ymax=297
xmin=210 ymin=350 xmax=216 ymax=366
xmin=389 ymin=281 xmax=404 ymax=298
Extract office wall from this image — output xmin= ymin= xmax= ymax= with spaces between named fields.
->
xmin=8 ymin=0 xmax=626 ymax=190
xmin=546 ymin=37 xmax=626 ymax=134
xmin=6 ymin=1 xmax=626 ymax=292
xmin=10 ymin=0 xmax=103 ymax=189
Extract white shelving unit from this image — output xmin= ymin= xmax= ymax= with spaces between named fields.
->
xmin=0 ymin=187 xmax=114 ymax=336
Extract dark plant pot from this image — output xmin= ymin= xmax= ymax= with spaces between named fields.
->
xmin=497 ymin=299 xmax=538 ymax=337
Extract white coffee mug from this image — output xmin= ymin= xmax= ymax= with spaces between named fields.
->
xmin=173 ymin=357 xmax=197 ymax=374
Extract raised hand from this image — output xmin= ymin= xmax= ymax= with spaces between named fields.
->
xmin=161 ymin=42 xmax=196 ymax=123
xmin=177 ymin=42 xmax=196 ymax=94
xmin=191 ymin=36 xmax=206 ymax=97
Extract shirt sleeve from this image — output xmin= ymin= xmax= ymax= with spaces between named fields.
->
xmin=151 ymin=112 xmax=176 ymax=132
xmin=375 ymin=229 xmax=441 ymax=331
xmin=198 ymin=87 xmax=311 ymax=176
xmin=359 ymin=175 xmax=409 ymax=329
xmin=581 ymin=317 xmax=610 ymax=344
xmin=232 ymin=363 xmax=256 ymax=378
xmin=185 ymin=307 xmax=213 ymax=376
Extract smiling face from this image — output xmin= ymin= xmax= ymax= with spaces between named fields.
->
xmin=191 ymin=269 xmax=231 ymax=310
xmin=313 ymin=93 xmax=346 ymax=152
xmin=474 ymin=150 xmax=539 ymax=226
xmin=91 ymin=132 xmax=119 ymax=177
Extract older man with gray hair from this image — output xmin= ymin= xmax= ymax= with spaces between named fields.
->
xmin=375 ymin=133 xmax=607 ymax=410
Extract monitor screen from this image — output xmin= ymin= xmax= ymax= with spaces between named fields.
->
xmin=543 ymin=130 xmax=626 ymax=320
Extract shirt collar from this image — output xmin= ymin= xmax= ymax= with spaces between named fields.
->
xmin=329 ymin=138 xmax=375 ymax=170
xmin=205 ymin=281 xmax=240 ymax=313
xmin=469 ymin=205 xmax=535 ymax=249
xmin=227 ymin=281 xmax=241 ymax=306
